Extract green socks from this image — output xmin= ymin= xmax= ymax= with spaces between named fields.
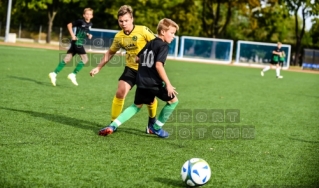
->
xmin=73 ymin=61 xmax=85 ymax=74
xmin=111 ymin=104 xmax=141 ymax=128
xmin=54 ymin=60 xmax=66 ymax=73
xmin=109 ymin=100 xmax=178 ymax=130
xmin=154 ymin=100 xmax=179 ymax=130
xmin=54 ymin=60 xmax=85 ymax=74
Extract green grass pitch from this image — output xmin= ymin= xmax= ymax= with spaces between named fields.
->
xmin=0 ymin=45 xmax=318 ymax=187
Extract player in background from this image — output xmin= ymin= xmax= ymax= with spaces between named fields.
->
xmin=279 ymin=50 xmax=285 ymax=68
xmin=89 ymin=5 xmax=158 ymax=130
xmin=98 ymin=18 xmax=179 ymax=138
xmin=261 ymin=42 xmax=284 ymax=79
xmin=49 ymin=8 xmax=93 ymax=86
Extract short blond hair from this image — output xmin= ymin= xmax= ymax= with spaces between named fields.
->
xmin=157 ymin=18 xmax=179 ymax=35
xmin=83 ymin=8 xmax=93 ymax=14
xmin=118 ymin=5 xmax=133 ymax=18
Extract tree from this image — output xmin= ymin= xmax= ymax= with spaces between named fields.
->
xmin=103 ymin=0 xmax=188 ymax=33
xmin=23 ymin=0 xmax=80 ymax=43
xmin=0 ymin=0 xmax=8 ymax=26
xmin=284 ymin=0 xmax=319 ymax=65
xmin=44 ymin=0 xmax=59 ymax=43
xmin=224 ymin=0 xmax=255 ymax=40
xmin=200 ymin=0 xmax=232 ymax=38
xmin=310 ymin=17 xmax=319 ymax=47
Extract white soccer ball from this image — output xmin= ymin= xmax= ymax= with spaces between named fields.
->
xmin=181 ymin=158 xmax=211 ymax=187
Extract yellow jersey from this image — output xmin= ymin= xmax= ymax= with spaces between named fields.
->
xmin=109 ymin=25 xmax=156 ymax=70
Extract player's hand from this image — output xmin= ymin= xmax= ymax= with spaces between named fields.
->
xmin=71 ymin=35 xmax=77 ymax=40
xmin=87 ymin=34 xmax=92 ymax=39
xmin=90 ymin=67 xmax=100 ymax=77
xmin=166 ymin=84 xmax=178 ymax=98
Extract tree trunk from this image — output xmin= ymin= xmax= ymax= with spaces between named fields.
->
xmin=295 ymin=37 xmax=303 ymax=66
xmin=297 ymin=6 xmax=307 ymax=66
xmin=46 ymin=0 xmax=59 ymax=44
xmin=292 ymin=5 xmax=306 ymax=66
xmin=210 ymin=0 xmax=221 ymax=59
xmin=293 ymin=9 xmax=299 ymax=66
xmin=219 ymin=0 xmax=232 ymax=37
xmin=46 ymin=11 xmax=57 ymax=43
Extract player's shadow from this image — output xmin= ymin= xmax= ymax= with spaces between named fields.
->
xmin=120 ymin=127 xmax=145 ymax=135
xmin=286 ymin=92 xmax=319 ymax=99
xmin=0 ymin=107 xmax=101 ymax=132
xmin=288 ymin=136 xmax=319 ymax=144
xmin=7 ymin=75 xmax=51 ymax=86
xmin=118 ymin=127 xmax=162 ymax=139
xmin=154 ymin=177 xmax=186 ymax=187
xmin=123 ymin=128 xmax=169 ymax=139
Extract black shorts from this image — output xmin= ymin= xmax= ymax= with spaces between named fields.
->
xmin=118 ymin=66 xmax=137 ymax=88
xmin=279 ymin=61 xmax=284 ymax=67
xmin=67 ymin=41 xmax=86 ymax=56
xmin=270 ymin=60 xmax=279 ymax=65
xmin=134 ymin=87 xmax=175 ymax=105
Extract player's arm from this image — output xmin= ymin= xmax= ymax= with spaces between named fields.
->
xmin=155 ymin=45 xmax=177 ymax=97
xmin=98 ymin=50 xmax=117 ymax=68
xmin=87 ymin=26 xmax=92 ymax=39
xmin=67 ymin=22 xmax=76 ymax=40
xmin=156 ymin=62 xmax=171 ymax=86
xmin=90 ymin=50 xmax=116 ymax=77
xmin=86 ymin=33 xmax=92 ymax=39
xmin=155 ymin=62 xmax=177 ymax=97
xmin=272 ymin=50 xmax=281 ymax=55
xmin=98 ymin=37 xmax=121 ymax=68
xmin=90 ymin=36 xmax=121 ymax=76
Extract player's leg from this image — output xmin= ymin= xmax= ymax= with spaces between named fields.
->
xmin=156 ymin=97 xmax=178 ymax=128
xmin=111 ymin=67 xmax=136 ymax=122
xmin=279 ymin=61 xmax=283 ymax=68
xmin=49 ymin=52 xmax=73 ymax=86
xmin=146 ymin=98 xmax=157 ymax=127
xmin=67 ymin=46 xmax=88 ymax=86
xmin=99 ymin=103 xmax=142 ymax=136
xmin=147 ymin=88 xmax=179 ymax=138
xmin=275 ymin=63 xmax=283 ymax=78
xmin=261 ymin=63 xmax=271 ymax=76
xmin=99 ymin=88 xmax=154 ymax=136
xmin=111 ymin=80 xmax=132 ymax=120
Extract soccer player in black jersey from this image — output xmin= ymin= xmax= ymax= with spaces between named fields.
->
xmin=99 ymin=18 xmax=179 ymax=138
xmin=261 ymin=42 xmax=284 ymax=79
xmin=90 ymin=5 xmax=157 ymax=130
xmin=49 ymin=8 xmax=93 ymax=86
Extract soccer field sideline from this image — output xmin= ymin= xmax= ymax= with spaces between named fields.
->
xmin=1 ymin=41 xmax=318 ymax=75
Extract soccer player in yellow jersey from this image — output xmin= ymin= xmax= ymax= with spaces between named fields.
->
xmin=89 ymin=5 xmax=158 ymax=132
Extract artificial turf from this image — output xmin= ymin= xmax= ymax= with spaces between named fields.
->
xmin=0 ymin=45 xmax=318 ymax=187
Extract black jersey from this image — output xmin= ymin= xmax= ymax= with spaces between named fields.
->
xmin=272 ymin=47 xmax=281 ymax=62
xmin=137 ymin=37 xmax=169 ymax=89
xmin=72 ymin=19 xmax=92 ymax=46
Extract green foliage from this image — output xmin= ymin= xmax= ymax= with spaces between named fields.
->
xmin=310 ymin=18 xmax=319 ymax=46
xmin=101 ymin=0 xmax=201 ymax=36
xmin=1 ymin=0 xmax=319 ymax=49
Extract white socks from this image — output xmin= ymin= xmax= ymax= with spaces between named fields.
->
xmin=262 ymin=66 xmax=282 ymax=77
xmin=276 ymin=67 xmax=280 ymax=76
xmin=262 ymin=66 xmax=270 ymax=72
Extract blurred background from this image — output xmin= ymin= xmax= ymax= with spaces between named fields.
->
xmin=1 ymin=0 xmax=319 ymax=67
